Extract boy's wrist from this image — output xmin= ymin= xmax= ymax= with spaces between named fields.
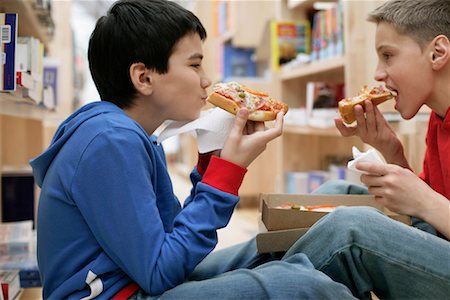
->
xmin=196 ymin=150 xmax=221 ymax=175
xmin=201 ymin=156 xmax=247 ymax=195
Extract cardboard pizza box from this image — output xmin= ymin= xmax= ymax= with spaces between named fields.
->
xmin=256 ymin=193 xmax=411 ymax=253
xmin=256 ymin=219 xmax=309 ymax=253
xmin=260 ymin=193 xmax=411 ymax=231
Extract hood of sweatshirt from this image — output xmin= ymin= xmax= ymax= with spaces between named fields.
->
xmin=30 ymin=101 xmax=129 ymax=187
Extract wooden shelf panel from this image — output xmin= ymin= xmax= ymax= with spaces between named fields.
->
xmin=0 ymin=0 xmax=53 ymax=48
xmin=287 ymin=0 xmax=337 ymax=10
xmin=0 ymin=93 xmax=60 ymax=121
xmin=281 ymin=56 xmax=346 ymax=81
xmin=284 ymin=124 xmax=342 ymax=137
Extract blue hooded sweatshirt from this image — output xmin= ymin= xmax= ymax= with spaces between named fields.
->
xmin=30 ymin=101 xmax=244 ymax=299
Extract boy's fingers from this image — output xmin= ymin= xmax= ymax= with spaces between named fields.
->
xmin=230 ymin=108 xmax=249 ymax=136
xmin=260 ymin=111 xmax=284 ymax=141
xmin=335 ymin=118 xmax=356 ymax=137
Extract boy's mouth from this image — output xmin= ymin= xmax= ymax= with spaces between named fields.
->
xmin=385 ymin=86 xmax=398 ymax=97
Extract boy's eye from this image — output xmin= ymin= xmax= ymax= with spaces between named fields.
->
xmin=191 ymin=63 xmax=201 ymax=68
xmin=382 ymin=53 xmax=392 ymax=60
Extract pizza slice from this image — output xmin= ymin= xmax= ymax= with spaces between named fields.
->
xmin=338 ymin=85 xmax=395 ymax=124
xmin=207 ymin=81 xmax=289 ymax=121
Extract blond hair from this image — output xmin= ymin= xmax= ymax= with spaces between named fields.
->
xmin=367 ymin=0 xmax=450 ymax=47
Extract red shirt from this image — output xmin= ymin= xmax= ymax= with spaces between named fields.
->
xmin=419 ymin=108 xmax=450 ymax=200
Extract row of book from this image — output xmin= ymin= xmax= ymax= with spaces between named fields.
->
xmin=274 ymin=2 xmax=344 ymax=71
xmin=286 ymin=165 xmax=362 ymax=194
xmin=0 ymin=221 xmax=41 ymax=291
xmin=310 ymin=1 xmax=344 ymax=62
xmin=1 ymin=12 xmax=58 ymax=110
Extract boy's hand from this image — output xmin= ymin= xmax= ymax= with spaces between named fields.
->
xmin=357 ymin=162 xmax=425 ymax=216
xmin=335 ymin=100 xmax=408 ymax=167
xmin=358 ymin=161 xmax=450 ymax=240
xmin=220 ymin=108 xmax=284 ymax=168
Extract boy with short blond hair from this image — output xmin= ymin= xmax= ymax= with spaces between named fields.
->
xmin=288 ymin=0 xmax=450 ymax=298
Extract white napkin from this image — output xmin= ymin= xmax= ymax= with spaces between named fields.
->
xmin=157 ymin=108 xmax=235 ymax=153
xmin=347 ymin=146 xmax=385 ymax=174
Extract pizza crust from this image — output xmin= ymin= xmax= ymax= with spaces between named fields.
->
xmin=207 ymin=92 xmax=288 ymax=122
xmin=338 ymin=89 xmax=394 ymax=124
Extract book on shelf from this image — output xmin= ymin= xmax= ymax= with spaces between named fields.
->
xmin=306 ymin=81 xmax=344 ymax=128
xmin=286 ymin=171 xmax=330 ymax=194
xmin=222 ymin=43 xmax=256 ymax=80
xmin=212 ymin=0 xmax=233 ymax=37
xmin=310 ymin=1 xmax=344 ymax=62
xmin=42 ymin=57 xmax=59 ymax=110
xmin=0 ymin=254 xmax=41 ymax=288
xmin=14 ymin=36 xmax=45 ymax=105
xmin=270 ymin=20 xmax=311 ymax=71
xmin=0 ymin=221 xmax=33 ymax=257
xmin=0 ymin=269 xmax=20 ymax=300
xmin=0 ymin=13 xmax=18 ymax=92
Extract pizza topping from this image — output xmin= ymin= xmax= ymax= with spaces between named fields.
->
xmin=213 ymin=82 xmax=267 ymax=112
xmin=275 ymin=202 xmax=338 ymax=212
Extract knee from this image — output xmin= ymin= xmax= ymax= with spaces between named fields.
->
xmin=312 ymin=179 xmax=368 ymax=195
xmin=316 ymin=206 xmax=384 ymax=236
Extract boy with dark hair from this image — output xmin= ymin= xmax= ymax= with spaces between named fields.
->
xmin=287 ymin=0 xmax=450 ymax=298
xmin=31 ymin=0 xmax=355 ymax=298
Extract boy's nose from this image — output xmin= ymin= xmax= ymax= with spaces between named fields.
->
xmin=201 ymin=75 xmax=212 ymax=89
xmin=374 ymin=64 xmax=387 ymax=82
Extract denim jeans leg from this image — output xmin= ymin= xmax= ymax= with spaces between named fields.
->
xmin=188 ymin=238 xmax=281 ymax=281
xmin=283 ymin=206 xmax=450 ymax=299
xmin=159 ymin=252 xmax=356 ymax=299
xmin=131 ymin=238 xmax=356 ymax=299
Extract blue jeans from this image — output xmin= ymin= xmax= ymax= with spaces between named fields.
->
xmin=130 ymin=238 xmax=355 ymax=299
xmin=289 ymin=180 xmax=450 ymax=299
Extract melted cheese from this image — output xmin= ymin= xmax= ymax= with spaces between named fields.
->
xmin=213 ymin=82 xmax=266 ymax=112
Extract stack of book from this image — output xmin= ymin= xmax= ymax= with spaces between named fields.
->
xmin=0 ymin=221 xmax=40 ymax=288
xmin=0 ymin=269 xmax=20 ymax=300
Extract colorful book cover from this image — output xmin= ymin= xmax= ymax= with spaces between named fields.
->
xmin=0 ymin=13 xmax=18 ymax=91
xmin=270 ymin=20 xmax=311 ymax=70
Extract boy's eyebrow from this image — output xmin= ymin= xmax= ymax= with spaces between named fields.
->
xmin=188 ymin=53 xmax=203 ymax=60
xmin=376 ymin=44 xmax=392 ymax=52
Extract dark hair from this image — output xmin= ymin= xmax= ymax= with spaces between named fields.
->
xmin=88 ymin=0 xmax=207 ymax=108
xmin=368 ymin=0 xmax=450 ymax=49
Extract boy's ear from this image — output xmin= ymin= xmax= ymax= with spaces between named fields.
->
xmin=129 ymin=63 xmax=153 ymax=96
xmin=430 ymin=35 xmax=450 ymax=71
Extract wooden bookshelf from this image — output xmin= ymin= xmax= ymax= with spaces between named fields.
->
xmin=0 ymin=0 xmax=70 ymax=212
xmin=0 ymin=0 xmax=53 ymax=50
xmin=281 ymin=56 xmax=346 ymax=81
xmin=284 ymin=124 xmax=343 ymax=137
xmin=0 ymin=93 xmax=60 ymax=121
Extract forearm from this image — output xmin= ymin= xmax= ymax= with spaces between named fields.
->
xmin=419 ymin=193 xmax=450 ymax=240
xmin=381 ymin=143 xmax=411 ymax=169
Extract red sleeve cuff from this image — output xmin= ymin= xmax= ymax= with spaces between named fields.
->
xmin=196 ymin=152 xmax=213 ymax=176
xmin=202 ymin=156 xmax=247 ymax=196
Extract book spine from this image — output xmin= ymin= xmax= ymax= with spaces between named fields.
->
xmin=0 ymin=13 xmax=18 ymax=91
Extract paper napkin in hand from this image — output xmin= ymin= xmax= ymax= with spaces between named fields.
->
xmin=157 ymin=108 xmax=235 ymax=154
xmin=347 ymin=146 xmax=385 ymax=174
